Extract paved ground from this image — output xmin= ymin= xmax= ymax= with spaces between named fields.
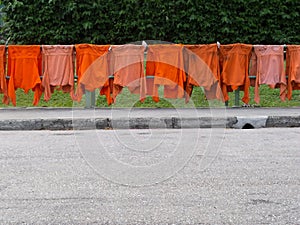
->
xmin=0 ymin=128 xmax=299 ymax=224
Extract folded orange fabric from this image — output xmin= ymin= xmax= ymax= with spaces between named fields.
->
xmin=251 ymin=45 xmax=286 ymax=103
xmin=219 ymin=43 xmax=252 ymax=104
xmin=184 ymin=44 xmax=222 ymax=102
xmin=146 ymin=44 xmax=186 ymax=100
xmin=75 ymin=44 xmax=110 ymax=103
xmin=42 ymin=45 xmax=75 ymax=101
xmin=0 ymin=45 xmax=7 ymax=103
xmin=111 ymin=45 xmax=146 ymax=102
xmin=286 ymin=45 xmax=300 ymax=100
xmin=6 ymin=45 xmax=42 ymax=106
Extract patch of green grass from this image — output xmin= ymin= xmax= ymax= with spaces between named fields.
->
xmin=95 ymin=86 xmax=209 ymax=108
xmin=227 ymin=85 xmax=300 ymax=107
xmin=0 ymin=85 xmax=299 ymax=108
xmin=0 ymin=89 xmax=83 ymax=108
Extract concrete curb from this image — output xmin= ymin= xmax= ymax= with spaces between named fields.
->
xmin=266 ymin=116 xmax=300 ymax=128
xmin=232 ymin=116 xmax=268 ymax=129
xmin=0 ymin=116 xmax=299 ymax=130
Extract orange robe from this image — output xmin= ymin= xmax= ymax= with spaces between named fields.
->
xmin=75 ymin=44 xmax=111 ymax=104
xmin=42 ymin=45 xmax=75 ymax=101
xmin=6 ymin=45 xmax=42 ymax=106
xmin=146 ymin=44 xmax=186 ymax=100
xmin=145 ymin=49 xmax=159 ymax=102
xmin=251 ymin=45 xmax=286 ymax=103
xmin=286 ymin=45 xmax=300 ymax=100
xmin=219 ymin=43 xmax=252 ymax=104
xmin=110 ymin=45 xmax=146 ymax=102
xmin=184 ymin=44 xmax=222 ymax=102
xmin=0 ymin=46 xmax=7 ymax=103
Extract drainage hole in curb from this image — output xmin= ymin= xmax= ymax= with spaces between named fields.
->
xmin=242 ymin=123 xmax=255 ymax=129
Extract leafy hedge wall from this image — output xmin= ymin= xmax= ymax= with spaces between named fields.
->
xmin=1 ymin=0 xmax=299 ymax=44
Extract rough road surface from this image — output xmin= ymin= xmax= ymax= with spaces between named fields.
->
xmin=0 ymin=128 xmax=299 ymax=224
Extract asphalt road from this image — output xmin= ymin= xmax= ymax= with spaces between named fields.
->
xmin=0 ymin=128 xmax=300 ymax=224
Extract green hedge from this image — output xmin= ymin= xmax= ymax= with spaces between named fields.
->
xmin=1 ymin=0 xmax=299 ymax=45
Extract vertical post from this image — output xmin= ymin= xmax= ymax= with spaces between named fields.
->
xmin=144 ymin=51 xmax=147 ymax=75
xmin=85 ymin=91 xmax=96 ymax=108
xmin=234 ymin=88 xmax=240 ymax=107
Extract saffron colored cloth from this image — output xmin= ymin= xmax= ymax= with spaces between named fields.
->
xmin=219 ymin=43 xmax=252 ymax=104
xmin=146 ymin=44 xmax=186 ymax=100
xmin=42 ymin=45 xmax=75 ymax=101
xmin=76 ymin=50 xmax=111 ymax=104
xmin=110 ymin=44 xmax=146 ymax=103
xmin=286 ymin=45 xmax=300 ymax=100
xmin=145 ymin=49 xmax=159 ymax=102
xmin=75 ymin=44 xmax=111 ymax=103
xmin=0 ymin=45 xmax=7 ymax=103
xmin=184 ymin=44 xmax=222 ymax=102
xmin=251 ymin=45 xmax=286 ymax=103
xmin=6 ymin=45 xmax=42 ymax=106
